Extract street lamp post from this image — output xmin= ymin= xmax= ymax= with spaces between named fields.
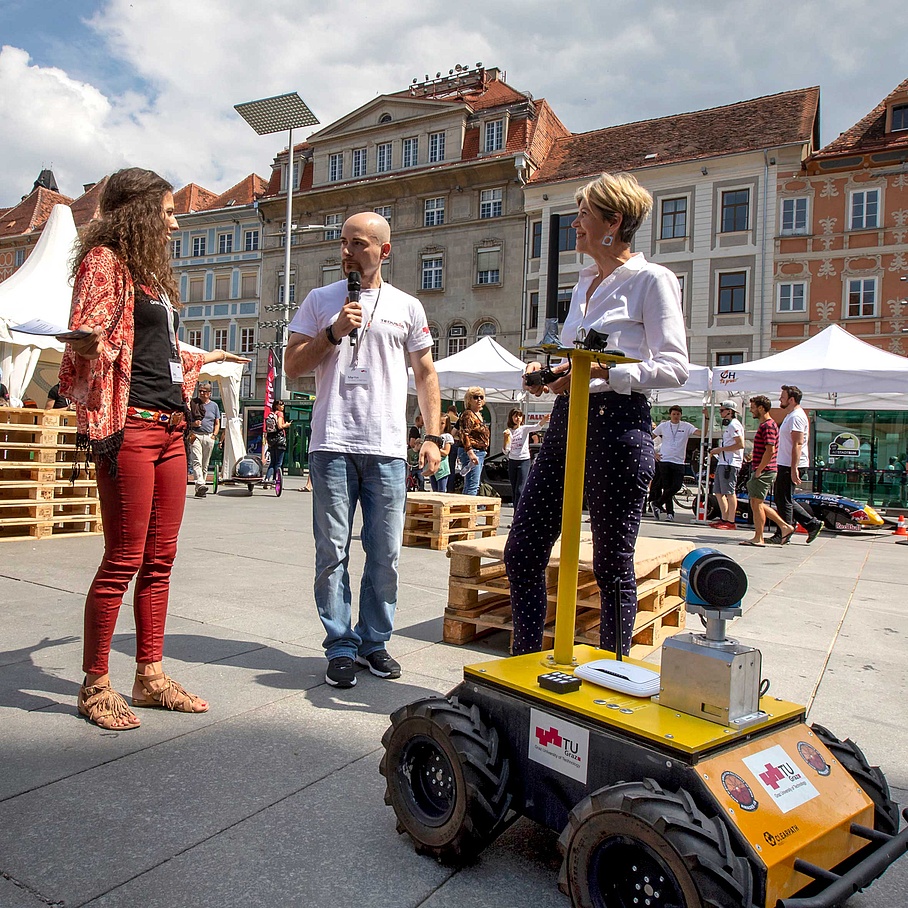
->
xmin=235 ymin=92 xmax=319 ymax=399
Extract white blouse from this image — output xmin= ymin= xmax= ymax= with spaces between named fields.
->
xmin=561 ymin=253 xmax=689 ymax=396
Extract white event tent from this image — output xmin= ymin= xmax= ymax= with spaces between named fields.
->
xmin=0 ymin=204 xmax=248 ymax=475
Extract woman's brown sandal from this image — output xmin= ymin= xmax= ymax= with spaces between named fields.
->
xmin=78 ymin=681 xmax=141 ymax=730
xmin=132 ymin=671 xmax=208 ymax=713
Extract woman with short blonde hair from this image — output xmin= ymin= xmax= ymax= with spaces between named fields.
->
xmin=456 ymin=388 xmax=489 ymax=495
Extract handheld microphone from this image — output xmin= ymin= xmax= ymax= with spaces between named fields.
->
xmin=347 ymin=271 xmax=361 ymax=346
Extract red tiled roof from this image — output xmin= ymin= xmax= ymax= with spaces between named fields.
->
xmin=814 ymin=78 xmax=908 ymax=159
xmin=172 ymin=183 xmax=219 ymax=214
xmin=208 ymin=174 xmax=269 ymax=209
xmin=524 ymin=99 xmax=571 ymax=169
xmin=529 ymin=87 xmax=820 ymax=185
xmin=69 ymin=177 xmax=109 ymax=228
xmin=0 ymin=186 xmax=73 ymax=238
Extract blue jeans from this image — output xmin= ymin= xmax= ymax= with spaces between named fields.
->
xmin=458 ymin=449 xmax=487 ymax=495
xmin=265 ymin=446 xmax=285 ymax=482
xmin=309 ymin=451 xmax=406 ymax=661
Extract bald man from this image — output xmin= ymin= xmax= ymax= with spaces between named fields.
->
xmin=286 ymin=212 xmax=440 ymax=688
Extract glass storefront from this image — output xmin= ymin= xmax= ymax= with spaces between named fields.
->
xmin=812 ymin=409 xmax=908 ymax=508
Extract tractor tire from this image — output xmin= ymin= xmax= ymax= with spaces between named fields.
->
xmin=380 ymin=696 xmax=512 ymax=864
xmin=810 ymin=724 xmax=899 ymax=835
xmin=559 ymin=778 xmax=755 ymax=908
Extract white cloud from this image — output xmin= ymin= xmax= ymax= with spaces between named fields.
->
xmin=1 ymin=0 xmax=906 ymax=204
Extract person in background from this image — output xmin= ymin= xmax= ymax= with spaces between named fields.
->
xmin=651 ymin=405 xmax=699 ymax=521
xmin=503 ymin=408 xmax=549 ymax=509
xmin=264 ymin=399 xmax=289 ymax=487
xmin=445 ymin=403 xmax=460 ymax=474
xmin=45 ymin=382 xmax=71 ymax=409
xmin=505 ymin=171 xmax=688 ymax=657
xmin=57 ymin=167 xmax=248 ymax=730
xmin=0 ymin=376 xmax=10 ymax=406
xmin=429 ymin=414 xmax=454 ymax=492
xmin=188 ymin=382 xmax=220 ymax=498
xmin=456 ymin=387 xmax=490 ymax=495
xmin=709 ymin=400 xmax=745 ymax=529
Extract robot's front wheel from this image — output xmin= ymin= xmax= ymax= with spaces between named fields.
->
xmin=380 ymin=697 xmax=512 ymax=864
xmin=559 ymin=779 xmax=755 ymax=908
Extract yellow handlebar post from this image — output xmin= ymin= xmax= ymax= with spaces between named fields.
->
xmin=551 ymin=350 xmax=594 ymax=666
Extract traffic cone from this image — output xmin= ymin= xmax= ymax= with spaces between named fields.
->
xmin=892 ymin=515 xmax=908 ymax=537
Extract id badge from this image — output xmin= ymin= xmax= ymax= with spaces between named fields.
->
xmin=344 ymin=365 xmax=369 ymax=386
xmin=169 ymin=360 xmax=184 ymax=383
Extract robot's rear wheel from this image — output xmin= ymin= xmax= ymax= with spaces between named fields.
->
xmin=811 ymin=724 xmax=899 ymax=835
xmin=380 ymin=697 xmax=512 ymax=864
xmin=559 ymin=778 xmax=755 ymax=908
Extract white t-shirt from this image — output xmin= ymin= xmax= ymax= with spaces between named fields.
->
xmin=561 ymin=254 xmax=689 ymax=395
xmin=505 ymin=424 xmax=532 ymax=461
xmin=289 ymin=280 xmax=432 ymax=458
xmin=655 ymin=420 xmax=697 ymax=464
xmin=778 ymin=407 xmax=810 ymax=468
xmin=720 ymin=417 xmax=745 ymax=468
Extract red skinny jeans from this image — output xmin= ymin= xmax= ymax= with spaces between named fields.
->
xmin=83 ymin=417 xmax=187 ymax=675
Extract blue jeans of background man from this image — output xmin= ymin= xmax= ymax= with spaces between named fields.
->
xmin=309 ymin=451 xmax=406 ymax=661
xmin=264 ymin=445 xmax=285 ymax=482
xmin=459 ymin=449 xmax=487 ymax=495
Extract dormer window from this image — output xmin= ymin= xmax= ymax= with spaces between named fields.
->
xmin=484 ymin=119 xmax=504 ymax=153
xmin=379 ymin=113 xmax=392 ymax=124
xmin=892 ymin=104 xmax=908 ymax=132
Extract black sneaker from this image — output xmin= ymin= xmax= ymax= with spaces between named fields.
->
xmin=355 ymin=649 xmax=401 ymax=679
xmin=325 ymin=656 xmax=357 ymax=688
xmin=194 ymin=486 xmax=207 ymax=498
xmin=806 ymin=524 xmax=823 ymax=544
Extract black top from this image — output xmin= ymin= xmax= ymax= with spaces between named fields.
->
xmin=47 ymin=383 xmax=70 ymax=409
xmin=128 ymin=282 xmax=184 ymax=411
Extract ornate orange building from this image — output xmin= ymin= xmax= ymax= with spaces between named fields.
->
xmin=774 ymin=78 xmax=908 ymax=352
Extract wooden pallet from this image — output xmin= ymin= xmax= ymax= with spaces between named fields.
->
xmin=443 ymin=534 xmax=693 ymax=657
xmin=402 ymin=492 xmax=500 ymax=550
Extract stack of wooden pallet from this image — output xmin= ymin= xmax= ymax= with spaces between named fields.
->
xmin=444 ymin=534 xmax=694 ymax=659
xmin=0 ymin=407 xmax=102 ymax=542
xmin=402 ymin=492 xmax=500 ymax=550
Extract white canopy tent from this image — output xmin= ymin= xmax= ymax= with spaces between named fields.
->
xmin=408 ymin=335 xmax=527 ymax=402
xmin=0 ymin=203 xmax=247 ymax=474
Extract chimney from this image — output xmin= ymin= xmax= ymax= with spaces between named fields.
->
xmin=83 ymin=182 xmax=96 ymax=193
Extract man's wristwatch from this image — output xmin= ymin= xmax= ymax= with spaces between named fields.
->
xmin=325 ymin=324 xmax=342 ymax=346
xmin=422 ymin=434 xmax=444 ymax=447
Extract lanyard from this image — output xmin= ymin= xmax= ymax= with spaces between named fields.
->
xmin=155 ymin=281 xmax=179 ymax=360
xmin=351 ymin=284 xmax=382 ymax=363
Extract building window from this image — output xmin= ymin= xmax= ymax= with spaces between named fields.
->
xmin=402 ymin=137 xmax=418 ymax=168
xmin=278 ymin=283 xmax=296 ymax=304
xmin=424 ymin=197 xmax=445 ymax=227
xmin=717 ymin=271 xmax=747 ymax=313
xmin=352 ymin=147 xmax=367 ymax=178
xmin=240 ymin=327 xmax=255 ymax=353
xmin=376 ymin=142 xmax=392 ymax=173
xmin=477 ymin=322 xmax=496 ymax=340
xmin=218 ymin=233 xmax=233 ymax=255
xmin=480 ymin=188 xmax=503 ymax=219
xmin=187 ymin=329 xmax=202 ymax=347
xmin=421 ymin=255 xmax=444 ymax=291
xmin=557 ymin=288 xmax=573 ymax=323
xmin=675 ymin=274 xmax=685 ymax=308
xmin=484 ymin=119 xmax=504 ymax=152
xmin=189 ymin=278 xmax=204 ymax=302
xmin=781 ymin=197 xmax=809 ymax=235
xmin=847 ymin=278 xmax=877 ymax=317
xmin=778 ymin=282 xmax=806 ymax=313
xmin=429 ymin=325 xmax=440 ymax=360
xmin=243 ymin=229 xmax=259 ymax=251
xmin=429 ymin=131 xmax=446 ymax=162
xmin=476 ymin=247 xmax=501 ymax=285
xmin=558 ymin=214 xmax=577 ymax=252
xmin=322 ymin=265 xmax=341 ymax=285
xmin=531 ymin=221 xmax=542 ymax=258
xmin=15 ymin=248 xmax=27 ymax=267
xmin=381 ymin=258 xmax=392 ymax=283
xmin=850 ymin=189 xmax=880 ymax=230
xmin=529 ymin=291 xmax=539 ymax=330
xmin=374 ymin=205 xmax=392 ymax=222
xmin=660 ymin=197 xmax=687 ymax=239
xmin=241 ymin=273 xmax=257 ymax=298
xmin=721 ymin=189 xmax=749 ymax=233
xmin=447 ymin=324 xmax=468 ymax=356
xmin=716 ymin=352 xmax=744 ymax=367
xmin=284 ymin=159 xmax=301 ymax=191
xmin=328 ymin=152 xmax=344 ymax=182
xmin=214 ymin=274 xmax=230 ymax=300
xmin=324 ymin=213 xmax=342 ymax=241
xmin=192 ymin=236 xmax=206 ymax=257
xmin=892 ymin=104 xmax=908 ymax=131
xmin=277 ymin=221 xmax=299 ymax=247
xmin=214 ymin=328 xmax=228 ymax=350
xmin=171 ymin=239 xmax=182 ymax=259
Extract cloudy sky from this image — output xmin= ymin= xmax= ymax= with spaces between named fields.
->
xmin=1 ymin=0 xmax=906 ymax=205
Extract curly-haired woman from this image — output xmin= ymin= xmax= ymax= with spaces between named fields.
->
xmin=58 ymin=168 xmax=249 ymax=729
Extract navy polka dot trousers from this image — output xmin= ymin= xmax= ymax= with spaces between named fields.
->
xmin=504 ymin=391 xmax=655 ymax=656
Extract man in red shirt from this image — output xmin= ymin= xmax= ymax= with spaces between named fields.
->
xmin=740 ymin=395 xmax=794 ymax=546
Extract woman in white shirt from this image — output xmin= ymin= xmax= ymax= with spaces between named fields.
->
xmin=504 ymin=171 xmax=689 ymax=656
xmin=503 ymin=408 xmax=550 ymax=509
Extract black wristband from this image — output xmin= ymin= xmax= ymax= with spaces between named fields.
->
xmin=325 ymin=324 xmax=342 ymax=346
xmin=423 ymin=434 xmax=444 ymax=447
